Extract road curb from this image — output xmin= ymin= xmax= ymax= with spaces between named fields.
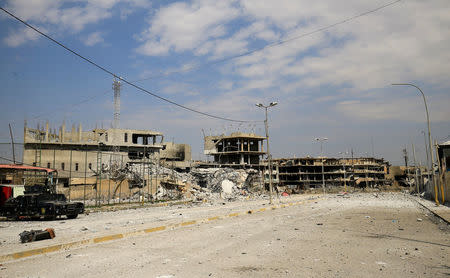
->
xmin=0 ymin=197 xmax=322 ymax=263
xmin=415 ymin=198 xmax=450 ymax=225
xmin=85 ymin=200 xmax=194 ymax=214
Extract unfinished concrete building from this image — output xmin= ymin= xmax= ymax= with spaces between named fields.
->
xmin=23 ymin=122 xmax=164 ymax=185
xmin=273 ymin=157 xmax=389 ymax=190
xmin=203 ymin=132 xmax=266 ymax=168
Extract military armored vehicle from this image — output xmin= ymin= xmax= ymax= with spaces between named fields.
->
xmin=0 ymin=164 xmax=84 ymax=220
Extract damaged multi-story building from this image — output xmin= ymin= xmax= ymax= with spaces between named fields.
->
xmin=273 ymin=157 xmax=390 ymax=190
xmin=203 ymin=132 xmax=267 ymax=168
xmin=23 ymin=122 xmax=191 ymax=185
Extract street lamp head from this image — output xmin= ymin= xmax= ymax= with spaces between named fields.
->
xmin=269 ymin=102 xmax=278 ymax=107
xmin=255 ymin=103 xmax=263 ymax=107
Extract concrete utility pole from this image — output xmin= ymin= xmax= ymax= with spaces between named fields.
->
xmin=412 ymin=143 xmax=419 ymax=194
xmin=8 ymin=123 xmax=15 ymax=164
xmin=256 ymin=102 xmax=278 ymax=204
xmin=315 ymin=137 xmax=328 ymax=195
xmin=339 ymin=151 xmax=349 ymax=192
xmin=392 ymin=84 xmax=438 ymax=205
xmin=403 ymin=147 xmax=410 ymax=191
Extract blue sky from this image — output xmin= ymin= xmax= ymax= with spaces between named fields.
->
xmin=0 ymin=0 xmax=449 ymax=165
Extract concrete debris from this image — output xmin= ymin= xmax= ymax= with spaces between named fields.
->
xmin=19 ymin=228 xmax=55 ymax=243
xmin=93 ymin=161 xmax=265 ymax=202
xmin=188 ymin=168 xmax=262 ymax=201
xmin=221 ymin=180 xmax=234 ymax=194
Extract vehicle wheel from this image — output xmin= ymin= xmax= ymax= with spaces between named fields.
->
xmin=67 ymin=214 xmax=78 ymax=219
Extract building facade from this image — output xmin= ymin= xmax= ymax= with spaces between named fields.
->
xmin=273 ymin=157 xmax=389 ymax=190
xmin=203 ymin=132 xmax=266 ymax=168
xmin=23 ymin=122 xmax=164 ymax=183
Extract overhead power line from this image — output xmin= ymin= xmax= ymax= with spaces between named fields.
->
xmin=1 ymin=0 xmax=401 ymax=122
xmin=134 ymin=0 xmax=403 ymax=82
xmin=0 ymin=7 xmax=260 ymax=123
xmin=30 ymin=88 xmax=112 ymax=120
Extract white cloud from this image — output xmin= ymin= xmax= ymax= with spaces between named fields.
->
xmin=131 ymin=0 xmax=450 ymax=133
xmin=83 ymin=31 xmax=105 ymax=46
xmin=3 ymin=26 xmax=43 ymax=47
xmin=2 ymin=0 xmax=151 ymax=47
xmin=135 ymin=0 xmax=241 ymax=56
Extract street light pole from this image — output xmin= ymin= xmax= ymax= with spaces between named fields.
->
xmin=392 ymin=83 xmax=439 ymax=205
xmin=315 ymin=137 xmax=328 ymax=195
xmin=256 ymin=102 xmax=278 ymax=204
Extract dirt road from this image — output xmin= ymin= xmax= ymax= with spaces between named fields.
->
xmin=1 ymin=193 xmax=449 ymax=277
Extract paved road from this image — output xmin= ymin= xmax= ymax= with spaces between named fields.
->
xmin=1 ymin=193 xmax=449 ymax=277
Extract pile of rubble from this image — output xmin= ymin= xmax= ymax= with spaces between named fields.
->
xmin=94 ymin=160 xmax=265 ymax=202
xmin=190 ymin=168 xmax=260 ymax=192
xmin=125 ymin=164 xmax=264 ymax=201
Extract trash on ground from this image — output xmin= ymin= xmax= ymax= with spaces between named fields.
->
xmin=19 ymin=228 xmax=55 ymax=243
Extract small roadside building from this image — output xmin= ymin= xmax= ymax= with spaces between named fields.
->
xmin=437 ymin=141 xmax=450 ymax=203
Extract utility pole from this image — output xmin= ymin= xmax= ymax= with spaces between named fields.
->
xmin=256 ymin=102 xmax=278 ymax=204
xmin=351 ymin=148 xmax=354 ymax=188
xmin=403 ymin=148 xmax=410 ymax=191
xmin=315 ymin=137 xmax=328 ymax=195
xmin=339 ymin=151 xmax=348 ymax=192
xmin=8 ymin=123 xmax=15 ymax=164
xmin=412 ymin=143 xmax=419 ymax=194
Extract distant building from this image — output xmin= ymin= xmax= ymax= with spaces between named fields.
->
xmin=272 ymin=157 xmax=390 ymax=190
xmin=203 ymin=132 xmax=266 ymax=168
